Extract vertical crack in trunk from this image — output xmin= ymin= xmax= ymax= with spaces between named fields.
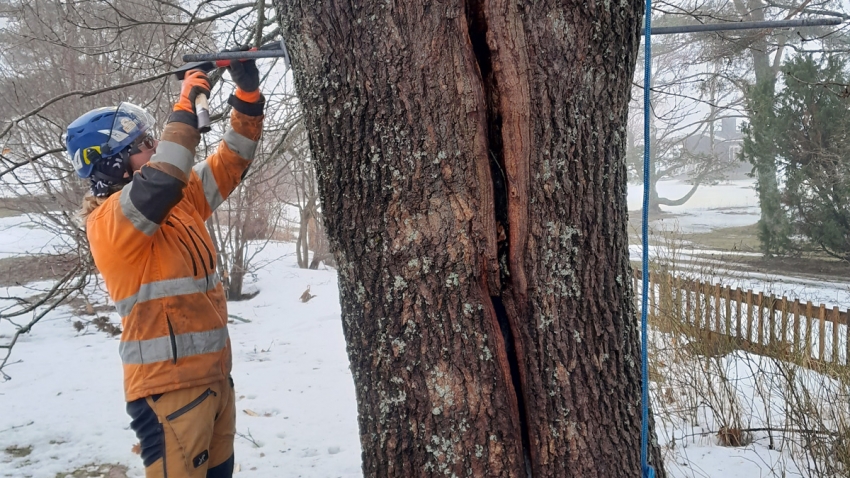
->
xmin=491 ymin=295 xmax=533 ymax=477
xmin=465 ymin=1 xmax=533 ymax=475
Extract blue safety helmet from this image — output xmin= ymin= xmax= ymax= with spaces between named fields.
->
xmin=66 ymin=103 xmax=156 ymax=178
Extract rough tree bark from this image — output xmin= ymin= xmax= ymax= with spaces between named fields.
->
xmin=277 ymin=1 xmax=665 ymax=477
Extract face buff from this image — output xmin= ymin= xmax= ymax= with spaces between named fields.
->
xmin=89 ymin=153 xmax=130 ymax=197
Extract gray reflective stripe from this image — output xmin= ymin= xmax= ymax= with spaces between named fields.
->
xmin=120 ymin=327 xmax=228 ymax=365
xmin=115 ymin=272 xmax=221 ymax=317
xmin=223 ymin=129 xmax=257 ymax=160
xmin=120 ymin=335 xmax=171 ymax=365
xmin=192 ymin=162 xmax=224 ymax=211
xmin=150 ymin=140 xmax=194 ymax=176
xmin=119 ymin=183 xmax=159 ymax=236
xmin=175 ymin=327 xmax=229 ymax=360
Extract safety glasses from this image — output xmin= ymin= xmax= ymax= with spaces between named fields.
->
xmin=128 ymin=133 xmax=157 ymax=155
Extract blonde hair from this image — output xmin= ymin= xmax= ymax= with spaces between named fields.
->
xmin=78 ymin=193 xmax=107 ymax=223
xmin=78 ymin=185 xmax=123 ymax=225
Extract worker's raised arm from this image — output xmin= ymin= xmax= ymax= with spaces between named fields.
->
xmin=113 ymin=71 xmax=211 ymax=239
xmin=186 ymin=57 xmax=265 ymax=220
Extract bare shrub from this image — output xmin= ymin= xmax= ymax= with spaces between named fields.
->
xmin=644 ymin=224 xmax=850 ymax=476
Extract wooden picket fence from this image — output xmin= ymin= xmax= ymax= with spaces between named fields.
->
xmin=633 ymin=268 xmax=850 ymax=371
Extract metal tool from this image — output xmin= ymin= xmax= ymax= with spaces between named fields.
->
xmin=174 ymin=40 xmax=290 ymax=133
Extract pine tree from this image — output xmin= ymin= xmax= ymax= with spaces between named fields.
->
xmin=771 ymin=55 xmax=850 ymax=259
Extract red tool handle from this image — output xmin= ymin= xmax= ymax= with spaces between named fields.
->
xmin=214 ymin=47 xmax=258 ymax=68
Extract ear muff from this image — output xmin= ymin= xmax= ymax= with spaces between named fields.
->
xmin=82 ymin=146 xmax=102 ymax=165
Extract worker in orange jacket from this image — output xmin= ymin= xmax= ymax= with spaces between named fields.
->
xmin=67 ymin=57 xmax=264 ymax=477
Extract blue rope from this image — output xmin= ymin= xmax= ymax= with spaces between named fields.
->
xmin=640 ymin=0 xmax=655 ymax=476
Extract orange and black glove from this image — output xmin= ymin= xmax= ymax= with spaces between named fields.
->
xmin=226 ymin=46 xmax=264 ymax=117
xmin=169 ymin=69 xmax=211 ymax=127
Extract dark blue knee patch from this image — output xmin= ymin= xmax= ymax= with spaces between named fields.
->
xmin=206 ymin=453 xmax=234 ymax=478
xmin=127 ymin=397 xmax=165 ymax=467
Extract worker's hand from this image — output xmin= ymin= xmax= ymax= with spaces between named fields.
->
xmin=226 ymin=46 xmax=261 ymax=103
xmin=173 ymin=70 xmax=211 ymax=115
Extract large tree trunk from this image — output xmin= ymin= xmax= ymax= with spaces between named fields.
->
xmin=277 ymin=1 xmax=665 ymax=477
xmin=739 ymin=0 xmax=791 ymax=256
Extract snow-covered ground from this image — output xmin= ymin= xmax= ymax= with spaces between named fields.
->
xmin=626 ymin=179 xmax=850 ymax=308
xmin=0 ymin=215 xmax=67 ymax=259
xmin=3 ymin=237 xmax=836 ymax=478
xmin=653 ymin=349 xmax=819 ymax=478
xmin=1 ymin=179 xmax=846 ymax=477
xmin=628 ymin=244 xmax=850 ymax=308
xmin=627 ymin=179 xmax=761 ymax=233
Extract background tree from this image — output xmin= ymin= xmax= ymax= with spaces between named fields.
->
xmin=651 ymin=0 xmax=850 ymax=254
xmin=204 ymin=56 xmax=309 ymax=299
xmin=746 ymin=53 xmax=850 ymax=259
xmin=284 ymin=127 xmax=333 ymax=270
xmin=628 ymin=36 xmax=743 ymax=213
xmin=277 ymin=1 xmax=664 ymax=477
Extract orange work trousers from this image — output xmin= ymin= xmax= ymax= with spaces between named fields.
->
xmin=127 ymin=377 xmax=236 ymax=478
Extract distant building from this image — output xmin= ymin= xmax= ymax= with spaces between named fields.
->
xmin=677 ymin=117 xmax=750 ymax=180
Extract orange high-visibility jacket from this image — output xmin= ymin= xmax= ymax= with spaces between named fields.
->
xmin=87 ymin=109 xmax=263 ymax=401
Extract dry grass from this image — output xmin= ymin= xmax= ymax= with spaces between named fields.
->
xmin=717 ymin=426 xmax=748 ymax=447
xmin=55 ymin=463 xmax=129 ymax=478
xmin=0 ymin=254 xmax=79 ymax=288
xmin=631 ymin=219 xmax=850 ymax=281
xmin=683 ymin=224 xmax=761 ymax=252
xmin=4 ymin=444 xmax=32 ymax=458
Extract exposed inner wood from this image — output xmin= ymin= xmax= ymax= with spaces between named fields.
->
xmin=465 ymin=0 xmax=534 ymax=474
